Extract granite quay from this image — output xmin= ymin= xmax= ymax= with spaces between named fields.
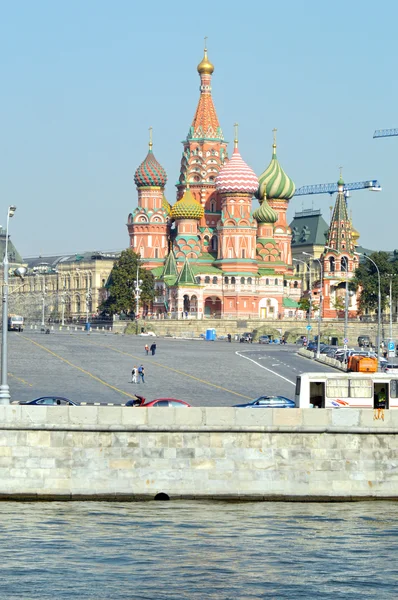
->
xmin=0 ymin=405 xmax=397 ymax=500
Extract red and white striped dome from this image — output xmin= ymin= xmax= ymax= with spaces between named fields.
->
xmin=215 ymin=147 xmax=258 ymax=194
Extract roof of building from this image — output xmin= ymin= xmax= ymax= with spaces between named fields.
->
xmin=22 ymin=250 xmax=121 ymax=271
xmin=253 ymin=198 xmax=278 ymax=224
xmin=171 ymin=187 xmax=204 ymax=220
xmin=283 ymin=297 xmax=299 ymax=308
xmin=176 ymin=257 xmax=197 ymax=286
xmin=215 ymin=143 xmax=258 ymax=195
xmin=134 ymin=139 xmax=167 ymax=188
xmin=0 ymin=231 xmax=23 ymax=265
xmin=290 ymin=209 xmax=329 ymax=247
xmin=257 ymin=140 xmax=295 ymax=201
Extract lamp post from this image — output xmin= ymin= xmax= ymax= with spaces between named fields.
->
xmin=133 ymin=265 xmax=143 ymax=335
xmin=293 ymin=258 xmax=312 ymax=336
xmin=303 ymin=253 xmax=323 ymax=358
xmin=85 ymin=289 xmax=92 ymax=325
xmin=355 ymin=252 xmax=381 ymax=371
xmin=0 ymin=206 xmax=17 ymax=404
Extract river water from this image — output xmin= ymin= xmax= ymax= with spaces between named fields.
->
xmin=1 ymin=501 xmax=397 ymax=599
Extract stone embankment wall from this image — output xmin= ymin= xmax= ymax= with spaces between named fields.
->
xmin=1 ymin=406 xmax=398 ymax=500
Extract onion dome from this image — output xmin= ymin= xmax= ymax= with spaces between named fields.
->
xmin=197 ymin=45 xmax=214 ymax=75
xmin=253 ymin=198 xmax=278 ymax=224
xmin=257 ymin=136 xmax=295 ymax=200
xmin=215 ymin=126 xmax=258 ymax=194
xmin=134 ymin=130 xmax=167 ymax=188
xmin=162 ymin=195 xmax=172 ymax=216
xmin=171 ymin=187 xmax=204 ymax=220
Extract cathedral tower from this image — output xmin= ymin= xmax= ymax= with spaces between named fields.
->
xmin=127 ymin=129 xmax=170 ymax=266
xmin=176 ymin=42 xmax=228 ymax=226
xmin=215 ymin=126 xmax=258 ymax=273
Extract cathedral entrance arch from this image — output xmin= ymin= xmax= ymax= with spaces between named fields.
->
xmin=259 ymin=297 xmax=278 ymax=319
xmin=204 ymin=296 xmax=222 ymax=317
xmin=183 ymin=294 xmax=190 ymax=313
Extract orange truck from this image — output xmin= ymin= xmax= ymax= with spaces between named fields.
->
xmin=347 ymin=355 xmax=377 ymax=373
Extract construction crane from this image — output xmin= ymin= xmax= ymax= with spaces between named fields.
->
xmin=295 ymin=180 xmax=382 ymax=198
xmin=373 ymin=129 xmax=398 ymax=138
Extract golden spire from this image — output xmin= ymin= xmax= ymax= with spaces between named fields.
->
xmin=149 ymin=126 xmax=153 ymax=151
xmin=234 ymin=122 xmax=239 ymax=149
xmin=272 ymin=128 xmax=277 ymax=155
xmin=197 ymin=37 xmax=214 ymax=75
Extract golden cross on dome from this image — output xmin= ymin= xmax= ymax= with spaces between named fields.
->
xmin=272 ymin=128 xmax=277 ymax=145
xmin=204 ymin=36 xmax=208 ymax=51
xmin=234 ymin=122 xmax=239 ymax=147
xmin=149 ymin=126 xmax=153 ymax=150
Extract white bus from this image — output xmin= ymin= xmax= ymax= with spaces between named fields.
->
xmin=295 ymin=372 xmax=398 ymax=409
xmin=8 ymin=315 xmax=24 ymax=332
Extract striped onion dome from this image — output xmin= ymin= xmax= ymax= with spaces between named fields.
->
xmin=134 ymin=148 xmax=167 ymax=188
xmin=215 ymin=146 xmax=258 ymax=194
xmin=171 ymin=187 xmax=204 ymax=220
xmin=257 ymin=143 xmax=295 ymax=200
xmin=253 ymin=198 xmax=278 ymax=224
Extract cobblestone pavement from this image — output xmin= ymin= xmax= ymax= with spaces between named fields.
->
xmin=7 ymin=331 xmax=332 ymax=406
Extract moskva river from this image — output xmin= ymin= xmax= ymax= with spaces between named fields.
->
xmin=1 ymin=501 xmax=397 ymax=599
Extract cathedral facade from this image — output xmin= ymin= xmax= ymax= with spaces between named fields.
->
xmin=127 ymin=47 xmax=302 ymax=319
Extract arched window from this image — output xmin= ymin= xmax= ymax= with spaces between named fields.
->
xmin=196 ymin=276 xmax=201 ymax=284
xmin=231 ymin=277 xmax=236 ymax=284
xmin=211 ymin=236 xmax=218 ymax=251
xmin=266 ymin=279 xmax=269 ymax=285
xmin=205 ymin=276 xmax=210 ymax=284
xmin=247 ymin=277 xmax=252 ymax=284
xmin=294 ymin=281 xmax=298 ymax=288
xmin=224 ymin=276 xmax=229 ymax=284
xmin=240 ymin=277 xmax=245 ymax=284
xmin=329 ymin=256 xmax=335 ymax=272
xmin=341 ymin=256 xmax=348 ymax=272
xmin=284 ymin=280 xmax=287 ymax=287
xmin=275 ymin=278 xmax=278 ymax=285
xmin=154 ymin=248 xmax=159 ymax=258
xmin=212 ymin=276 xmax=218 ymax=284
xmin=210 ymin=201 xmax=216 ymax=212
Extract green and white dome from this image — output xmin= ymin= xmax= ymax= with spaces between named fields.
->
xmin=253 ymin=198 xmax=278 ymax=224
xmin=257 ymin=142 xmax=295 ymax=201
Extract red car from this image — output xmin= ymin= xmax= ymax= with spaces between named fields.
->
xmin=125 ymin=395 xmax=191 ymax=407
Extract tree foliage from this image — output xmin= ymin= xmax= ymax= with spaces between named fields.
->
xmin=352 ymin=251 xmax=398 ymax=313
xmin=100 ymin=250 xmax=155 ymax=315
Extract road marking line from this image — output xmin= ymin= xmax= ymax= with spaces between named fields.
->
xmin=236 ymin=351 xmax=295 ymax=386
xmin=82 ymin=340 xmax=251 ymax=399
xmin=19 ymin=335 xmax=138 ymax=400
xmin=8 ymin=373 xmax=33 ymax=387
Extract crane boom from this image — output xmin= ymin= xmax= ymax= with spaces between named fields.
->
xmin=294 ymin=180 xmax=381 ymax=196
xmin=373 ymin=128 xmax=398 ymax=138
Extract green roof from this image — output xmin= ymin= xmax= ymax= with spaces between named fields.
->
xmin=176 ymin=258 xmax=197 ymax=286
xmin=191 ymin=264 xmax=223 ymax=275
xmin=258 ymin=268 xmax=277 ymax=275
xmin=289 ymin=209 xmax=329 ymax=247
xmin=162 ymin=251 xmax=178 ymax=277
xmin=283 ymin=297 xmax=299 ymax=308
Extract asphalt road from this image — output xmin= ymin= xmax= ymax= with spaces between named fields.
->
xmin=8 ymin=332 xmax=335 ymax=406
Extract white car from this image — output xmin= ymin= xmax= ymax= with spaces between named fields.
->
xmin=384 ymin=363 xmax=398 ymax=374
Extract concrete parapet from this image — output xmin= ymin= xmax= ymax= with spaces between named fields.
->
xmin=0 ymin=406 xmax=397 ymax=500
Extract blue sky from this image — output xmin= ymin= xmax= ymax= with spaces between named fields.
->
xmin=1 ymin=0 xmax=397 ymax=256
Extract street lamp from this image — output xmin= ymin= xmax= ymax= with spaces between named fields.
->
xmin=85 ymin=289 xmax=92 ymax=325
xmin=0 ymin=205 xmax=17 ymax=404
xmin=293 ymin=257 xmax=312 ymax=335
xmin=384 ymin=274 xmax=397 ymax=352
xmin=303 ymin=253 xmax=324 ymax=358
xmin=355 ymin=252 xmax=381 ymax=371
xmin=133 ymin=265 xmax=143 ymax=335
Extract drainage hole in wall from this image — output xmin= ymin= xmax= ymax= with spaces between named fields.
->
xmin=154 ymin=492 xmax=170 ymax=501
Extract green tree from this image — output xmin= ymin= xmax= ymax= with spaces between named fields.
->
xmin=298 ymin=297 xmax=319 ymax=313
xmin=332 ymin=296 xmax=345 ymax=312
xmin=100 ymin=250 xmax=155 ymax=315
xmin=352 ymin=251 xmax=398 ymax=313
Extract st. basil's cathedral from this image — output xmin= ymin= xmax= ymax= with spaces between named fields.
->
xmin=127 ymin=46 xmax=358 ymax=320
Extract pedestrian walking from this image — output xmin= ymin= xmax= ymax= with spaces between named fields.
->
xmin=150 ymin=342 xmax=157 ymax=356
xmin=227 ymin=333 xmax=231 ymax=343
xmin=131 ymin=366 xmax=138 ymax=384
xmin=145 ymin=344 xmax=149 ymax=355
xmin=138 ymin=365 xmax=145 ymax=383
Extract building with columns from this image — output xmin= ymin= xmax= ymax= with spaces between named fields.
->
xmin=127 ymin=46 xmax=302 ymax=319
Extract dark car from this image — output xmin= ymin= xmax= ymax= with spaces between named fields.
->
xmin=240 ymin=332 xmax=253 ymax=343
xmin=19 ymin=396 xmax=78 ymax=406
xmin=307 ymin=341 xmax=328 ymax=352
xmin=234 ymin=396 xmax=296 ymax=408
xmin=258 ymin=335 xmax=271 ymax=344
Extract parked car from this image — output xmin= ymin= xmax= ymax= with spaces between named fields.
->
xmin=320 ymin=345 xmax=333 ymax=354
xmin=258 ymin=335 xmax=271 ymax=344
xmin=234 ymin=396 xmax=296 ymax=408
xmin=19 ymin=396 xmax=79 ymax=406
xmin=240 ymin=332 xmax=253 ymax=343
xmin=383 ymin=363 xmax=398 ymax=374
xmin=126 ymin=396 xmax=191 ymax=407
xmin=358 ymin=335 xmax=371 ymax=348
xmin=307 ymin=341 xmax=328 ymax=352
